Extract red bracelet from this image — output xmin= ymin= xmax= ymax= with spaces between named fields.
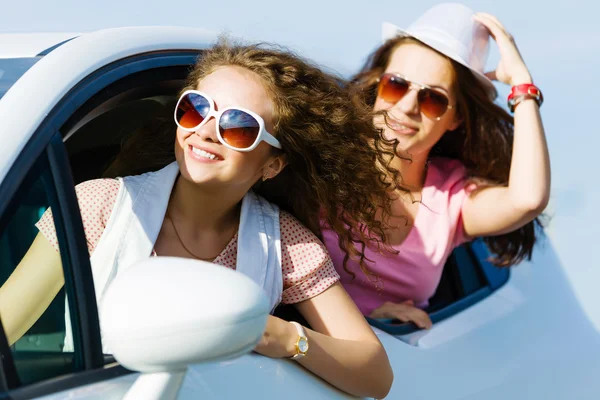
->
xmin=507 ymin=83 xmax=543 ymax=112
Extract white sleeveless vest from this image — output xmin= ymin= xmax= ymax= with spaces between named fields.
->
xmin=63 ymin=162 xmax=283 ymax=353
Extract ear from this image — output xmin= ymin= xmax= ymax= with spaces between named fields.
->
xmin=448 ymin=112 xmax=463 ymax=131
xmin=262 ymin=154 xmax=288 ymax=181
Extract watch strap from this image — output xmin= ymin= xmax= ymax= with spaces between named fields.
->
xmin=290 ymin=321 xmax=308 ymax=360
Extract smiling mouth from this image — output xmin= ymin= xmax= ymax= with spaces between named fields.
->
xmin=387 ymin=121 xmax=418 ymax=135
xmin=190 ymin=145 xmax=221 ymax=161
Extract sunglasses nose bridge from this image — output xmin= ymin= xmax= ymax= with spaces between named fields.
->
xmin=407 ymin=81 xmax=422 ymax=93
xmin=191 ymin=106 xmax=220 ymax=132
xmin=391 ymin=85 xmax=421 ymax=114
xmin=192 ymin=114 xmax=220 ymax=143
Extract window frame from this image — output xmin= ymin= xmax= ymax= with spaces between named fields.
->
xmin=0 ymin=50 xmax=199 ymax=399
xmin=367 ymin=239 xmax=510 ymax=336
xmin=0 ymin=131 xmax=98 ymax=391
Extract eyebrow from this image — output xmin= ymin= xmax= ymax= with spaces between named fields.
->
xmin=415 ymin=79 xmax=450 ymax=95
xmin=426 ymin=84 xmax=450 ymax=94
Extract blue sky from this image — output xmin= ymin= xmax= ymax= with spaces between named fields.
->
xmin=1 ymin=0 xmax=598 ymax=326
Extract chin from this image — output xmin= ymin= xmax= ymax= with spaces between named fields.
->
xmin=174 ymin=156 xmax=210 ymax=184
xmin=179 ymin=168 xmax=210 ymax=185
xmin=382 ymin=134 xmax=414 ymax=153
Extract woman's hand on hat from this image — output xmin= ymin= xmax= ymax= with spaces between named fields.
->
xmin=370 ymin=300 xmax=433 ymax=329
xmin=474 ymin=12 xmax=533 ymax=86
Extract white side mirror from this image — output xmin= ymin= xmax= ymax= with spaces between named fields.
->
xmin=101 ymin=257 xmax=269 ymax=400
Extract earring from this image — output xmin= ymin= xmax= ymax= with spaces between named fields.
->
xmin=262 ymin=173 xmax=270 ymax=182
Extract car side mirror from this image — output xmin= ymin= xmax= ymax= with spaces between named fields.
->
xmin=101 ymin=257 xmax=269 ymax=400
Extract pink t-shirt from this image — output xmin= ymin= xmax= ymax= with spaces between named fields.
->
xmin=321 ymin=157 xmax=471 ymax=316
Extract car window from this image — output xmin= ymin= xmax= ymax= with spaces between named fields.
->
xmin=0 ymin=58 xmax=40 ymax=99
xmin=367 ymin=239 xmax=509 ymax=338
xmin=0 ymin=152 xmax=81 ymax=386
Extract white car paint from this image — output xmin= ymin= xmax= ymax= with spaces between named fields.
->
xmin=377 ymin=243 xmax=600 ymax=399
xmin=0 ymin=33 xmax=80 ymax=58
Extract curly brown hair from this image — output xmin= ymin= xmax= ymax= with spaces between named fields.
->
xmin=105 ymin=39 xmax=398 ymax=273
xmin=350 ymin=36 xmax=544 ymax=267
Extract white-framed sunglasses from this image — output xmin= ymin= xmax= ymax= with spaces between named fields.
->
xmin=174 ymin=90 xmax=282 ymax=152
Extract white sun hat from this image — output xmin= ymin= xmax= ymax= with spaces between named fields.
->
xmin=382 ymin=2 xmax=497 ymax=100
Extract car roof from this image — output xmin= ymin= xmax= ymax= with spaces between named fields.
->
xmin=0 ymin=33 xmax=81 ymax=58
xmin=0 ymin=26 xmax=216 ymax=184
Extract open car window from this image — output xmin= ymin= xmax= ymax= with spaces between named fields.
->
xmin=0 ymin=144 xmax=82 ymax=388
xmin=366 ymin=239 xmax=510 ymax=339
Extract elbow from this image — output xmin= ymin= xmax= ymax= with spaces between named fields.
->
xmin=375 ymin=369 xmax=394 ymax=399
xmin=370 ymin=346 xmax=394 ymax=399
xmin=513 ymin=192 xmax=550 ymax=217
xmin=347 ymin=341 xmax=394 ymax=398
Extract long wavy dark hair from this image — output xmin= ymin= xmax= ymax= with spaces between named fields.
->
xmin=105 ymin=39 xmax=400 ymax=273
xmin=350 ymin=36 xmax=544 ymax=267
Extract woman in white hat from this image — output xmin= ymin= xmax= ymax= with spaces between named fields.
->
xmin=322 ymin=3 xmax=550 ymax=328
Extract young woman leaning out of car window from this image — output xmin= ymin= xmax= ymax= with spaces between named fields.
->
xmin=321 ymin=3 xmax=550 ymax=329
xmin=0 ymin=40 xmax=397 ymax=399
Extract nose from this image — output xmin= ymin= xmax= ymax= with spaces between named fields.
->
xmin=391 ymin=85 xmax=420 ymax=116
xmin=193 ymin=116 xmax=220 ymax=144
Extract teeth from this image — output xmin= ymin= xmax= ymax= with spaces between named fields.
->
xmin=192 ymin=147 xmax=217 ymax=160
xmin=391 ymin=122 xmax=411 ymax=131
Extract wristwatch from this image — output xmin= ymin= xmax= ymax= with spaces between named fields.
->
xmin=289 ymin=321 xmax=309 ymax=360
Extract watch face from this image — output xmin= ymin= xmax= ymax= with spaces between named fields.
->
xmin=298 ymin=338 xmax=309 ymax=353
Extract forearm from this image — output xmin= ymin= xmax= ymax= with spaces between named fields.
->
xmin=507 ymin=91 xmax=551 ymax=212
xmin=0 ymin=276 xmax=63 ymax=346
xmin=0 ymin=234 xmax=64 ymax=345
xmin=297 ymin=328 xmax=393 ymax=399
xmin=463 ymin=99 xmax=550 ymax=237
xmin=259 ymin=284 xmax=394 ymax=398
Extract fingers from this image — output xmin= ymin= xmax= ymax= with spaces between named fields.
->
xmin=410 ymin=308 xmax=433 ymax=330
xmin=369 ymin=304 xmax=388 ymax=319
xmin=474 ymin=13 xmax=514 ymax=43
xmin=373 ymin=301 xmax=433 ymax=330
xmin=254 ymin=334 xmax=269 ymax=354
xmin=395 ymin=308 xmax=431 ymax=329
xmin=476 ymin=12 xmax=507 ymax=31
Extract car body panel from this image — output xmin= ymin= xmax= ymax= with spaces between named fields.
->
xmin=34 ymin=372 xmax=137 ymax=400
xmin=0 ymin=33 xmax=80 ymax=58
xmin=34 ymin=356 xmax=359 ymax=399
xmin=377 ymin=242 xmax=600 ymax=399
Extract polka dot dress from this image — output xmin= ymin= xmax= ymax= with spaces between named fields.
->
xmin=36 ymin=179 xmax=340 ymax=304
